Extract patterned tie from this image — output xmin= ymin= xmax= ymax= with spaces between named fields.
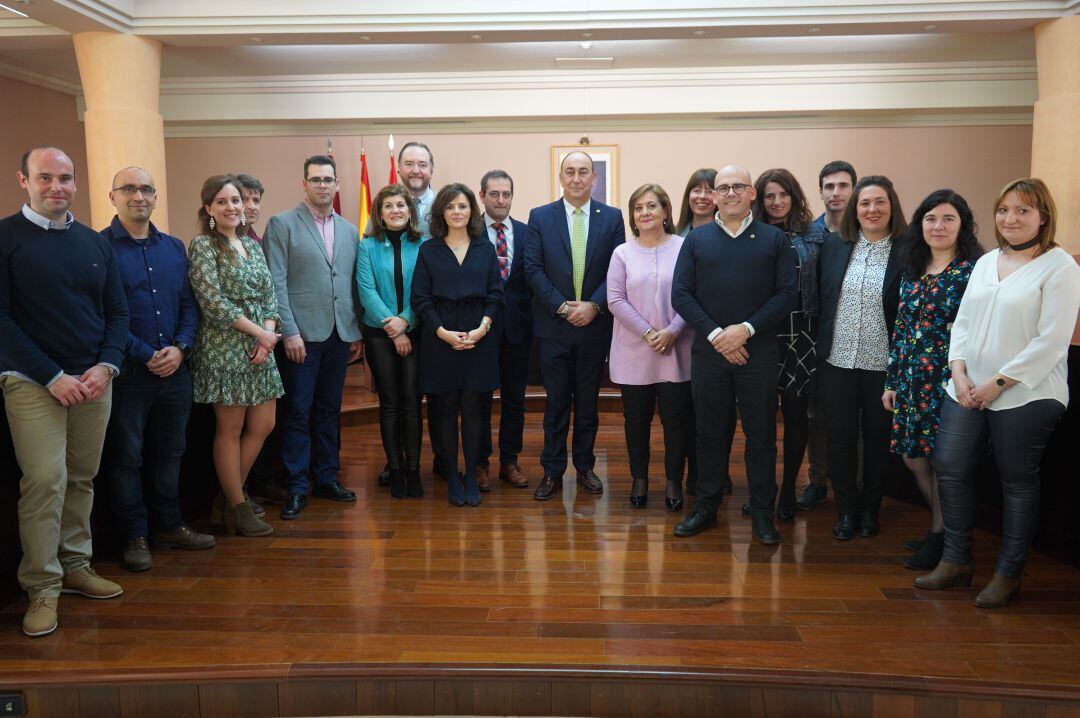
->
xmin=571 ymin=207 xmax=586 ymax=300
xmin=493 ymin=222 xmax=509 ymax=280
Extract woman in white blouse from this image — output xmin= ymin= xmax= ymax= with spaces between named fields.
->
xmin=915 ymin=178 xmax=1080 ymax=608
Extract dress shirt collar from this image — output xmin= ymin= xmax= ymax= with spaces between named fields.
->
xmin=714 ymin=209 xmax=754 ymax=239
xmin=304 ymin=198 xmax=335 ymax=223
xmin=856 ymin=229 xmax=892 ymax=248
xmin=413 ymin=187 xmax=435 ymax=208
xmin=22 ymin=204 xmax=74 ymax=231
xmin=563 ymin=197 xmax=591 ymax=218
xmin=107 ymin=215 xmax=161 ymax=243
xmin=485 ymin=213 xmax=513 ymax=230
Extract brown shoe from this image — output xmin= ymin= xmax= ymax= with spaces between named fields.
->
xmin=533 ymin=475 xmax=562 ymax=501
xmin=23 ymin=596 xmax=58 ymax=637
xmin=153 ymin=525 xmax=216 ymax=550
xmin=914 ymin=560 xmax=974 ymax=591
xmin=499 ymin=463 xmax=529 ymax=488
xmin=61 ymin=567 xmax=123 ymax=599
xmin=122 ymin=537 xmax=153 ymax=573
xmin=225 ymin=501 xmax=273 ymax=537
xmin=476 ymin=465 xmax=491 ymax=492
xmin=576 ymin=470 xmax=604 ymax=494
xmin=974 ymin=573 xmax=1021 ymax=608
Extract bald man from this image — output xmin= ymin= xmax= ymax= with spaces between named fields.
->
xmin=1 ymin=146 xmax=130 ymax=637
xmin=671 ymin=164 xmax=797 ymax=545
xmin=99 ymin=166 xmax=214 ymax=574
xmin=524 ymin=151 xmax=626 ymax=501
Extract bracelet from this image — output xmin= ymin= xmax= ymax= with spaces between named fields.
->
xmin=642 ymin=328 xmax=655 ymax=341
xmin=481 ymin=318 xmax=493 ymax=330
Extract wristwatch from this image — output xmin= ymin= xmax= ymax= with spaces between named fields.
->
xmin=557 ymin=303 xmax=569 ymax=319
xmin=995 ymin=376 xmax=1006 ymax=388
xmin=174 ymin=341 xmax=191 ymax=359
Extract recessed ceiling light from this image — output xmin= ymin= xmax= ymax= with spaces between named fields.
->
xmin=808 ymin=27 xmax=821 ymax=33
xmin=579 ymin=41 xmax=593 ymax=50
xmin=359 ymin=35 xmax=370 ymax=41
xmin=924 ymin=24 xmax=937 ymax=30
xmin=581 ymin=32 xmax=593 ymax=39
xmin=250 ymin=36 xmax=262 ymax=42
xmin=470 ymin=34 xmax=482 ymax=40
xmin=694 ymin=30 xmax=707 ymax=36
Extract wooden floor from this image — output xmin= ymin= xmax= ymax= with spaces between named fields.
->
xmin=2 ymin=405 xmax=1080 ymax=717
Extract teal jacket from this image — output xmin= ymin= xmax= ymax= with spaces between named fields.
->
xmin=355 ymin=232 xmax=426 ymax=330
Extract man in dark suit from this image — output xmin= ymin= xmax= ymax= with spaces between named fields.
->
xmin=476 ymin=170 xmax=532 ymax=491
xmin=524 ymin=151 xmax=626 ymax=501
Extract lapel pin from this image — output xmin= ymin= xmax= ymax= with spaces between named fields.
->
xmin=750 ymin=234 xmax=756 ymax=239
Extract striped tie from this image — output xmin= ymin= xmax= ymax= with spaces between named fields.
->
xmin=571 ymin=207 xmax=586 ymax=300
xmin=493 ymin=222 xmax=509 ymax=279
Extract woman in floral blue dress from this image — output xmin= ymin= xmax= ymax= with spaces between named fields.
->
xmin=883 ymin=189 xmax=982 ymax=570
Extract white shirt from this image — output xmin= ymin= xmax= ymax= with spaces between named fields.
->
xmin=413 ymin=187 xmax=435 ymax=234
xmin=484 ymin=213 xmax=514 ymax=269
xmin=563 ymin=197 xmax=591 ymax=241
xmin=947 ymin=247 xmax=1080 ymax=410
xmin=22 ymin=204 xmax=74 ymax=231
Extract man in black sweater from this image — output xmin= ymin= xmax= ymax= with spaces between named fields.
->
xmin=0 ymin=146 xmax=129 ymax=637
xmin=671 ymin=164 xmax=797 ymax=545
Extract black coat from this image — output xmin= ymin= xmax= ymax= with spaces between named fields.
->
xmin=411 ymin=233 xmax=504 ymax=394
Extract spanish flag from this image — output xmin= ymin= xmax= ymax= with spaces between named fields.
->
xmin=326 ymin=137 xmax=342 ymax=216
xmin=388 ymin=134 xmax=398 ymax=184
xmin=358 ymin=148 xmax=373 ymax=232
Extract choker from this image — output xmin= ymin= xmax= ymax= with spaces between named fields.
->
xmin=1004 ymin=236 xmax=1041 ymax=252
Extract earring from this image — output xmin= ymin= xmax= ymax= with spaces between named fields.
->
xmin=241 ymin=213 xmax=247 ymax=226
xmin=209 ymin=216 xmax=216 ymax=230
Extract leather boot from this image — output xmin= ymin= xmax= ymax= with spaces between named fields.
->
xmin=225 ymin=501 xmax=273 ymax=537
xmin=389 ymin=467 xmax=407 ymax=499
xmin=406 ymin=468 xmax=424 ymax=498
xmin=974 ymin=573 xmax=1021 ymax=609
xmin=914 ymin=560 xmax=974 ymax=590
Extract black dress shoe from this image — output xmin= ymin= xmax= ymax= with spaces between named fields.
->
xmin=280 ymin=493 xmax=308 ymax=520
xmin=857 ymin=508 xmax=880 ymax=538
xmin=796 ymin=483 xmax=828 ymax=511
xmin=533 ymin=475 xmax=562 ymax=501
xmin=629 ymin=478 xmax=647 ymax=509
xmin=776 ymin=508 xmax=796 ymax=523
xmin=312 ymin=480 xmax=356 ymax=502
xmin=378 ymin=463 xmax=391 ymax=487
xmin=674 ymin=507 xmax=718 ymax=537
xmin=740 ymin=502 xmax=751 ymax=517
xmin=752 ymin=514 xmax=781 ymax=545
xmin=833 ymin=514 xmax=858 ymax=541
xmin=576 ymin=470 xmax=603 ymax=494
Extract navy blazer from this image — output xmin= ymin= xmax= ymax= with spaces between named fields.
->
xmin=816 ymin=231 xmax=903 ymax=364
xmin=524 ymin=199 xmax=626 ymax=340
xmin=486 ymin=216 xmax=533 ymax=345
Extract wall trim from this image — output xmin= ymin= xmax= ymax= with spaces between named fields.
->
xmin=0 ymin=58 xmax=80 ymax=94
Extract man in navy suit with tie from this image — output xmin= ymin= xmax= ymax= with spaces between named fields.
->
xmin=476 ymin=170 xmax=532 ymax=491
xmin=524 ymin=151 xmax=626 ymax=501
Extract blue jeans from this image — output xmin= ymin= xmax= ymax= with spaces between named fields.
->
xmin=278 ymin=329 xmax=350 ymax=494
xmin=933 ymin=397 xmax=1065 ymax=577
xmin=101 ymin=363 xmax=192 ymax=541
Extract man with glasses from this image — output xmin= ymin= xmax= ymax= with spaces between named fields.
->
xmin=262 ymin=155 xmax=362 ymax=520
xmin=1 ymin=146 xmax=129 ymax=636
xmin=671 ymin=165 xmax=797 ymax=545
xmin=99 ymin=166 xmax=214 ymax=573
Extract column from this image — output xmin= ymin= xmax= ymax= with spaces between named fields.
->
xmin=1031 ymin=16 xmax=1079 ymax=254
xmin=73 ymin=32 xmax=170 ymax=233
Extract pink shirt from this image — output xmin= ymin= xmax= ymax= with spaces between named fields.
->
xmin=305 ymin=199 xmax=335 ymax=262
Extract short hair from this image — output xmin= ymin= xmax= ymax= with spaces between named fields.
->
xmin=818 ymin=160 xmax=857 ymax=190
xmin=20 ymin=145 xmax=69 ymax=177
xmin=480 ymin=169 xmax=514 ymax=195
xmin=235 ymin=173 xmax=265 ymax=197
xmin=627 ymin=183 xmax=675 ymax=237
xmin=900 ymin=189 xmax=983 ymax=277
xmin=993 ymin=177 xmax=1058 ymax=257
xmin=303 ymin=155 xmax=336 ymax=178
xmin=675 ymin=168 xmax=717 ymax=235
xmin=365 ymin=184 xmax=422 ymax=242
xmin=397 ymin=142 xmax=434 ymax=168
xmin=839 ymin=175 xmax=908 ymax=244
xmin=751 ymin=168 xmax=813 ymax=235
xmin=428 ymin=183 xmax=484 ymax=239
xmin=559 ymin=151 xmax=594 ymax=172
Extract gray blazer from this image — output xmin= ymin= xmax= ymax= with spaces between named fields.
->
xmin=262 ymin=202 xmax=362 ymax=343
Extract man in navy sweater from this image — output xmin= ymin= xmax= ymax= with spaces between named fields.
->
xmin=0 ymin=146 xmax=129 ymax=637
xmin=671 ymin=164 xmax=797 ymax=545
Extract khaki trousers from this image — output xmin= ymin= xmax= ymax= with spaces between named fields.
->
xmin=1 ymin=375 xmax=112 ymax=598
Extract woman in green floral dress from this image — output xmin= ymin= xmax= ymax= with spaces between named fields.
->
xmin=188 ymin=174 xmax=283 ymax=537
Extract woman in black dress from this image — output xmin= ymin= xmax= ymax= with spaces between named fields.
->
xmin=411 ymin=183 xmax=504 ymax=506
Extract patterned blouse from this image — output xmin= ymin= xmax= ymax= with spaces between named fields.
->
xmin=827 ymin=232 xmax=893 ymax=372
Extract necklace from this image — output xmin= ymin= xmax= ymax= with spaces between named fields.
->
xmin=1004 ymin=236 xmax=1041 ymax=252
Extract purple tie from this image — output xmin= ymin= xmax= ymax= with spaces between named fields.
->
xmin=493 ymin=222 xmax=509 ymax=280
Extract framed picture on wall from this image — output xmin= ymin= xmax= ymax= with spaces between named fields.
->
xmin=550 ymin=144 xmax=619 ymax=207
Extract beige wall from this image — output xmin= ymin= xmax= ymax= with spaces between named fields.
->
xmin=165 ymin=125 xmax=1031 ymax=245
xmin=0 ymin=76 xmax=91 ymax=223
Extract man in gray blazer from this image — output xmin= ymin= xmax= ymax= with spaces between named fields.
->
xmin=263 ymin=154 xmax=363 ymax=520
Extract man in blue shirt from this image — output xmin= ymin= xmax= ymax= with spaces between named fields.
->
xmin=99 ymin=166 xmax=214 ymax=573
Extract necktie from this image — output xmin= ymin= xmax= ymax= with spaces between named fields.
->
xmin=571 ymin=207 xmax=586 ymax=300
xmin=493 ymin=222 xmax=509 ymax=280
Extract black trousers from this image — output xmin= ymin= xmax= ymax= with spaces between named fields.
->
xmin=692 ymin=345 xmax=778 ymax=515
xmin=537 ymin=332 xmax=607 ymax=477
xmin=431 ymin=390 xmax=492 ymax=498
xmin=364 ymin=332 xmax=421 ymax=471
xmin=479 ymin=334 xmax=531 ymax=467
xmin=778 ymin=387 xmax=811 ymax=513
xmin=819 ymin=363 xmax=891 ymax=516
xmin=620 ymin=382 xmax=697 ymax=486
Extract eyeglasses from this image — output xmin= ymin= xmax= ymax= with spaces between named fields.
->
xmin=485 ymin=191 xmax=512 ymax=200
xmin=306 ymin=177 xmax=337 ymax=186
xmin=112 ymin=185 xmax=157 ymax=196
xmin=714 ymin=184 xmax=750 ymax=196
xmin=400 ymin=161 xmax=430 ymax=171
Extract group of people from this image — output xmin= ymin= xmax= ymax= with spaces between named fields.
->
xmin=1 ymin=142 xmax=1077 ymax=640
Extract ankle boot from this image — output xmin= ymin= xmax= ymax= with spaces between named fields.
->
xmin=914 ymin=560 xmax=974 ymax=590
xmin=974 ymin=573 xmax=1021 ymax=608
xmin=904 ymin=532 xmax=944 ymax=570
xmin=406 ymin=468 xmax=424 ymax=498
xmin=225 ymin=501 xmax=273 ymax=537
xmin=389 ymin=468 xmax=407 ymax=499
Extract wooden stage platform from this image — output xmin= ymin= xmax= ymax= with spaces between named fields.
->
xmin=2 ymin=391 xmax=1080 ymax=717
